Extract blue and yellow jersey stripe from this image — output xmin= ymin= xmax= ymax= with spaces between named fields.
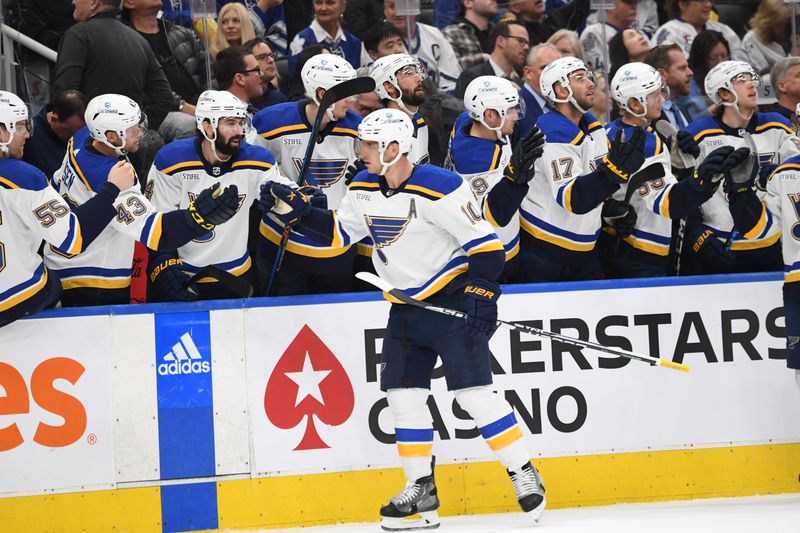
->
xmin=0 ymin=264 xmax=48 ymax=313
xmin=140 ymin=213 xmax=164 ymax=250
xmin=55 ymin=214 xmax=84 ymax=256
xmin=67 ymin=137 xmax=94 ymax=192
xmin=181 ymin=251 xmax=252 ymax=282
xmin=556 ymin=181 xmax=576 ymax=212
xmin=55 ymin=266 xmax=132 ymax=290
xmin=755 ymin=121 xmax=793 ymax=134
xmin=259 ymin=217 xmax=352 ymax=258
xmin=462 ymin=234 xmax=504 ymax=256
xmin=259 ymin=123 xmax=310 ymax=139
xmin=0 ymin=175 xmax=19 ymax=189
xmin=161 ymin=160 xmax=204 ymax=176
xmin=384 ymin=256 xmax=469 ymax=304
xmin=520 ymin=210 xmax=598 ymax=252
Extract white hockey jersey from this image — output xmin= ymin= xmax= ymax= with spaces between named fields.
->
xmin=446 ymin=111 xmax=518 ymax=261
xmin=45 ymin=128 xmax=173 ymax=292
xmin=651 ymin=19 xmax=746 ymax=63
xmin=752 ymin=154 xmax=800 ymax=282
xmin=405 ymin=22 xmax=462 ymax=94
xmin=147 ymin=137 xmax=293 ymax=277
xmin=579 ymin=23 xmax=618 ymax=73
xmin=251 ymin=100 xmax=361 ymax=262
xmin=339 ymin=164 xmax=503 ymax=302
xmin=0 ymin=158 xmax=88 ymax=315
xmin=586 ymin=0 xmax=659 ymax=37
xmin=409 ymin=111 xmax=430 ymax=166
xmin=604 ymin=120 xmax=676 ymax=256
xmin=521 ymin=110 xmax=609 ymax=255
xmin=686 ymin=113 xmax=800 ymax=251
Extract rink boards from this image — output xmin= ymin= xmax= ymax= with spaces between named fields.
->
xmin=0 ymin=272 xmax=799 ymax=532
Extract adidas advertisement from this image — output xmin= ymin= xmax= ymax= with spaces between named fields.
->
xmin=154 ymin=312 xmax=216 ymax=480
xmin=158 ymin=331 xmax=212 ymax=375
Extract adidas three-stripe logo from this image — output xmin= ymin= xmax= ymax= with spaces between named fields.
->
xmin=157 ymin=332 xmax=211 ymax=376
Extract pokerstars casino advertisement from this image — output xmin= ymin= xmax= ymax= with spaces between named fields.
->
xmin=244 ymin=279 xmax=800 ymax=476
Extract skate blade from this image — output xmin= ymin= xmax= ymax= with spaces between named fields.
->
xmin=380 ymin=511 xmax=440 ymax=531
xmin=526 ymin=495 xmax=546 ymax=524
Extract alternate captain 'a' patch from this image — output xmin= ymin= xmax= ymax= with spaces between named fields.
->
xmin=292 ymin=158 xmax=349 ymax=188
xmin=364 ymin=200 xmax=417 ymax=264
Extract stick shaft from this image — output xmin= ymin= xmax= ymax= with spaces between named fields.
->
xmin=377 ymin=282 xmax=688 ymax=372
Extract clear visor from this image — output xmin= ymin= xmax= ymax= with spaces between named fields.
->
xmin=568 ymin=69 xmax=596 ymax=84
xmin=396 ymin=61 xmax=427 ymax=81
xmin=731 ymin=72 xmax=761 ymax=88
xmin=646 ymin=82 xmax=669 ymax=104
xmin=217 ymin=115 xmax=252 ymax=136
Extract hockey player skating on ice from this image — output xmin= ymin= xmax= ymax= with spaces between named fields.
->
xmin=446 ymin=75 xmax=544 ymax=280
xmin=723 ymin=143 xmax=800 ymax=390
xmin=600 ymin=63 xmax=722 ymax=278
xmin=0 ymin=91 xmax=134 ymax=326
xmin=45 ymin=94 xmax=241 ymax=306
xmin=683 ymin=60 xmax=800 ymax=275
xmin=485 ymin=57 xmax=647 ymax=282
xmin=263 ymin=109 xmax=547 ymax=530
xmin=252 ymin=54 xmax=362 ymax=295
xmin=147 ymin=90 xmax=296 ymax=301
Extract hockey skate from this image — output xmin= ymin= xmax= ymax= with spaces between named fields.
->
xmin=380 ymin=472 xmax=440 ymax=531
xmin=507 ymin=461 xmax=546 ymax=523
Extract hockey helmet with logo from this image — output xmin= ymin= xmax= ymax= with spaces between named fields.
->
xmin=358 ymin=108 xmax=413 ymax=174
xmin=302 ymin=54 xmax=357 ymax=105
xmin=369 ymin=53 xmax=426 ymax=101
xmin=195 ymin=90 xmax=250 ymax=139
xmin=463 ymin=75 xmax=523 ymax=138
xmin=85 ymin=93 xmax=147 ymax=156
xmin=704 ymin=60 xmax=761 ymax=107
xmin=611 ymin=62 xmax=667 ymax=118
xmin=539 ymin=56 xmax=594 ymax=112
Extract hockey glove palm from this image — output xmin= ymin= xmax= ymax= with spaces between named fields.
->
xmin=504 ymin=126 xmax=545 ymax=185
xmin=602 ymin=199 xmax=637 ymax=239
xmin=463 ymin=279 xmax=501 ymax=337
xmin=343 ymin=160 xmax=367 ymax=186
xmin=691 ymin=146 xmax=732 ymax=194
xmin=599 ymin=127 xmax=646 ymax=184
xmin=722 ymin=147 xmax=758 ymax=195
xmin=150 ymin=258 xmax=199 ymax=302
xmin=187 ymin=183 xmax=240 ymax=231
xmin=655 ymin=119 xmax=698 ymax=172
xmin=269 ymin=182 xmax=311 ymax=225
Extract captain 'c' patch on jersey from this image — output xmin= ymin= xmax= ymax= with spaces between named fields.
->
xmin=291 ymin=158 xmax=348 ymax=188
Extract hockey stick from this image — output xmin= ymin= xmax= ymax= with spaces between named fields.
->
xmin=608 ymin=163 xmax=667 ymax=277
xmin=265 ymin=76 xmax=376 ymax=296
xmin=191 ymin=264 xmax=254 ymax=298
xmin=355 ymin=271 xmax=690 ymax=373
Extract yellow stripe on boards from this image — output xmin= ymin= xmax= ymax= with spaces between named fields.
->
xmin=0 ymin=486 xmax=162 ymax=533
xmin=0 ymin=444 xmax=797 ymax=531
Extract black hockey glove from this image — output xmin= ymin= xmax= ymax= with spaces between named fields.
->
xmin=150 ymin=258 xmax=199 ymax=302
xmin=504 ymin=125 xmax=545 ymax=185
xmin=722 ymin=147 xmax=758 ymax=195
xmin=602 ymin=199 xmax=637 ymax=239
xmin=343 ymin=160 xmax=367 ymax=186
xmin=186 ymin=183 xmax=240 ymax=231
xmin=690 ymin=146 xmax=733 ymax=194
xmin=269 ymin=182 xmax=311 ymax=225
xmin=689 ymin=228 xmax=735 ymax=272
xmin=677 ymin=130 xmax=701 ymax=159
xmin=298 ymin=185 xmax=328 ymax=209
xmin=599 ymin=127 xmax=646 ymax=184
xmin=757 ymin=163 xmax=778 ymax=192
xmin=463 ymin=279 xmax=501 ymax=337
xmin=258 ymin=182 xmax=276 ymax=212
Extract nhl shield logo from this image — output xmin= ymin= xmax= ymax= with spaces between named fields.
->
xmin=212 ymin=166 xmax=221 ymax=176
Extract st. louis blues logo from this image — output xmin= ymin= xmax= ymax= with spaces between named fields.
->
xmin=364 ymin=200 xmax=417 ymax=264
xmin=292 ymin=158 xmax=348 ymax=188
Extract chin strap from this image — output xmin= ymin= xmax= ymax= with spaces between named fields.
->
xmin=378 ymin=147 xmax=403 ymax=176
xmin=201 ymin=128 xmax=232 ymax=163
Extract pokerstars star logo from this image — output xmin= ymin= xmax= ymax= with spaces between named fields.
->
xmin=263 ymin=325 xmax=354 ymax=450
